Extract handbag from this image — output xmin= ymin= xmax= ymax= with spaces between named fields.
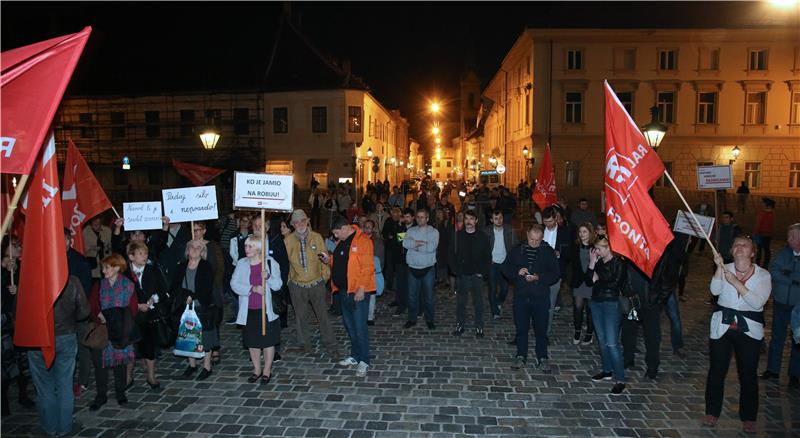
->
xmin=272 ymin=288 xmax=288 ymax=315
xmin=103 ymin=306 xmax=141 ymax=349
xmin=173 ymin=303 xmax=205 ymax=358
xmin=152 ymin=306 xmax=176 ymax=348
xmin=82 ymin=322 xmax=109 ymax=349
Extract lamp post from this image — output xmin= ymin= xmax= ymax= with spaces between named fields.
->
xmin=641 ymin=106 xmax=668 ymax=199
xmin=199 ymin=128 xmax=221 ymax=150
xmin=730 ymin=145 xmax=741 ymax=165
xmin=522 ymin=146 xmax=534 ymax=183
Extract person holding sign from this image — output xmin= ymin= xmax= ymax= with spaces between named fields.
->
xmin=230 ymin=236 xmax=283 ymax=384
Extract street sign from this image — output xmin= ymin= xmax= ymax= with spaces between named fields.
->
xmin=161 ymin=185 xmax=219 ymax=223
xmin=496 ymin=164 xmax=506 ymax=174
xmin=233 ymin=172 xmax=293 ymax=211
xmin=697 ymin=165 xmax=732 ymax=190
xmin=673 ymin=210 xmax=715 ymax=238
xmin=122 ymin=202 xmax=163 ymax=231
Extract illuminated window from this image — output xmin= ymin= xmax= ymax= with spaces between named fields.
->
xmin=745 ymin=162 xmax=761 ymax=189
xmin=745 ymin=92 xmax=766 ymax=125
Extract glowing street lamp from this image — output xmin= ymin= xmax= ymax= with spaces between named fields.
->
xmin=730 ymin=145 xmax=742 ymax=164
xmin=430 ymin=102 xmax=441 ymax=114
xmin=432 ymin=126 xmax=440 ymax=135
xmin=641 ymin=106 xmax=668 ymax=151
xmin=435 ymin=137 xmax=441 ymax=145
xmin=390 ymin=157 xmax=396 ymax=165
xmin=366 ymin=147 xmax=374 ymax=158
xmin=199 ymin=128 xmax=221 ymax=150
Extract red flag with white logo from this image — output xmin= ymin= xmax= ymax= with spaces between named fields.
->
xmin=13 ymin=133 xmax=69 ymax=367
xmin=603 ymin=81 xmax=672 ymax=276
xmin=62 ymin=139 xmax=113 ymax=254
xmin=532 ymin=143 xmax=558 ymax=211
xmin=1 ymin=27 xmax=91 ymax=175
xmin=172 ymin=159 xmax=226 ymax=186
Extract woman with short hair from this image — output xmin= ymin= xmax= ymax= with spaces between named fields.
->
xmin=230 ymin=235 xmax=283 ymax=384
xmin=570 ymin=222 xmax=596 ymax=346
xmin=703 ymin=236 xmax=771 ymax=433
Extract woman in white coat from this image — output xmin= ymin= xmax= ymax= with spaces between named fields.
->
xmin=230 ymin=235 xmax=282 ymax=384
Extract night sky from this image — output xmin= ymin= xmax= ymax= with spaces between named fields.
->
xmin=2 ymin=1 xmax=796 ymax=141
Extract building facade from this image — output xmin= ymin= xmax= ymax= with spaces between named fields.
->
xmin=475 ymin=27 xmax=800 ymax=203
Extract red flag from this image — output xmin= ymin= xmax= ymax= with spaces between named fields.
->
xmin=603 ymin=81 xmax=672 ymax=276
xmin=172 ymin=159 xmax=226 ymax=186
xmin=13 ymin=133 xmax=68 ymax=367
xmin=62 ymin=139 xmax=113 ymax=254
xmin=1 ymin=27 xmax=91 ymax=175
xmin=532 ymin=143 xmax=558 ymax=211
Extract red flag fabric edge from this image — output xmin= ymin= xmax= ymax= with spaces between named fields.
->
xmin=172 ymin=159 xmax=226 ymax=186
xmin=531 ymin=143 xmax=558 ymax=211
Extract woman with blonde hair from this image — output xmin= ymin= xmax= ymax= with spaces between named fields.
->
xmin=230 ymin=235 xmax=283 ymax=384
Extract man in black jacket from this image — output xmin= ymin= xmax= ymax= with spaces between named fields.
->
xmin=542 ymin=206 xmax=571 ymax=337
xmin=621 ymin=235 xmax=682 ymax=379
xmin=485 ymin=210 xmax=518 ymax=319
xmin=449 ymin=210 xmax=491 ymax=338
xmin=504 ymin=224 xmax=560 ymax=372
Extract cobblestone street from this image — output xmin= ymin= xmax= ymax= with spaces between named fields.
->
xmin=3 ymin=246 xmax=799 ymax=437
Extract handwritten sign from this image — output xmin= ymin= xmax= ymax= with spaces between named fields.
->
xmin=697 ymin=165 xmax=732 ymax=190
xmin=233 ymin=172 xmax=293 ymax=211
xmin=161 ymin=186 xmax=218 ymax=223
xmin=122 ymin=202 xmax=163 ymax=231
xmin=674 ymin=210 xmax=715 ymax=238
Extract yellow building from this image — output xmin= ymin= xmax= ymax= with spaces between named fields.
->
xmin=477 ymin=27 xmax=800 ymax=205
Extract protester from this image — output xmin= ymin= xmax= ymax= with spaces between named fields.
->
xmin=504 ymin=224 xmax=560 ymax=372
xmin=569 ymin=222 xmax=595 ymax=346
xmin=308 ymin=188 xmax=324 ymax=230
xmin=368 ymin=202 xmax=389 ymax=236
xmin=171 ymin=239 xmax=218 ymax=381
xmin=403 ymin=208 xmax=439 ymax=330
xmin=449 ymin=210 xmax=490 ymax=338
xmin=704 ymin=237 xmax=771 ymax=433
xmin=542 ymin=206 xmax=571 ymax=337
xmin=717 ymin=211 xmax=742 ymax=264
xmin=83 ymin=216 xmax=112 ymax=281
xmin=753 ymin=197 xmax=775 ymax=267
xmin=284 ymin=209 xmax=337 ymax=356
xmin=191 ymin=221 xmax=225 ymax=362
xmin=124 ymin=242 xmax=168 ymax=390
xmin=485 ymin=209 xmax=517 ymax=319
xmin=570 ymin=198 xmax=598 ymax=227
xmin=89 ymin=254 xmax=138 ymax=410
xmin=154 ymin=216 xmax=191 ymax=289
xmin=227 ymin=214 xmax=252 ymax=323
xmin=265 ymin=215 xmax=291 ymax=332
xmin=230 ymin=236 xmax=283 ymax=384
xmin=323 ymin=217 xmax=375 ymax=377
xmin=736 ymin=180 xmax=750 ymax=213
xmin=384 ymin=208 xmax=411 ymax=315
xmin=665 ymin=233 xmax=689 ymax=358
xmin=761 ymin=223 xmax=800 ymax=389
xmin=586 ymin=235 xmax=629 ymax=395
xmin=64 ymin=228 xmax=92 ymax=398
xmin=362 ymin=219 xmax=384 ymax=326
xmin=27 ymin=273 xmax=88 ymax=436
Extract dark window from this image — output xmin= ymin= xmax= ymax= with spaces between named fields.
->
xmin=658 ymin=50 xmax=677 ymax=70
xmin=348 ymin=106 xmax=362 ymax=133
xmin=145 ymin=111 xmax=160 ymax=137
xmin=565 ymin=92 xmax=583 ymax=123
xmin=205 ymin=109 xmax=222 ymax=130
xmin=110 ymin=112 xmax=125 ymax=138
xmin=567 ymin=50 xmax=583 ymax=70
xmin=565 ymin=161 xmax=581 ymax=187
xmin=79 ymin=113 xmax=94 ymax=138
xmin=657 ymin=92 xmax=676 ymax=124
xmin=617 ymin=92 xmax=634 ymax=116
xmin=233 ymin=108 xmax=249 ymax=136
xmin=273 ymin=107 xmax=288 ymax=133
xmin=697 ymin=92 xmax=717 ymax=124
xmin=147 ymin=167 xmax=163 ymax=185
xmin=749 ymin=50 xmax=768 ymax=71
xmin=113 ymin=168 xmax=128 ymax=185
xmin=180 ymin=110 xmax=195 ymax=137
xmin=311 ymin=106 xmax=327 ymax=133
xmin=468 ymin=93 xmax=475 ymax=108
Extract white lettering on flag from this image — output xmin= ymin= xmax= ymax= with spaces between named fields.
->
xmin=0 ymin=137 xmax=16 ymax=158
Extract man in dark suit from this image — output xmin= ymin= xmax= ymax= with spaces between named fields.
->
xmin=541 ymin=206 xmax=572 ymax=337
xmin=484 ymin=209 xmax=518 ymax=319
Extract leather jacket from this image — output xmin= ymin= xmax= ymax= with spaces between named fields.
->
xmin=586 ymin=256 xmax=629 ymax=302
xmin=54 ymin=276 xmax=90 ymax=336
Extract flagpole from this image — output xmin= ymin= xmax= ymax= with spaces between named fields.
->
xmin=1 ymin=174 xmax=30 ymax=237
xmin=260 ymin=209 xmax=267 ymax=336
xmin=662 ymin=170 xmax=719 ymax=255
xmin=111 ymin=206 xmax=121 ymax=219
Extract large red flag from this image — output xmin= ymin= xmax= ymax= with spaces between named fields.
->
xmin=13 ymin=133 xmax=68 ymax=367
xmin=1 ymin=27 xmax=91 ymax=175
xmin=62 ymin=139 xmax=113 ymax=254
xmin=172 ymin=159 xmax=226 ymax=186
xmin=532 ymin=143 xmax=558 ymax=211
xmin=603 ymin=81 xmax=672 ymax=276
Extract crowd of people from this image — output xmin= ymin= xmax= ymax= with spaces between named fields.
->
xmin=1 ymin=177 xmax=798 ymax=436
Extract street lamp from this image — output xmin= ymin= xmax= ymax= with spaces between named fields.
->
xmin=432 ymin=126 xmax=440 ymax=135
xmin=367 ymin=147 xmax=373 ymax=158
xmin=430 ymin=102 xmax=441 ymax=114
xmin=730 ymin=145 xmax=742 ymax=164
xmin=435 ymin=137 xmax=441 ymax=145
xmin=641 ymin=106 xmax=668 ymax=151
xmin=199 ymin=128 xmax=221 ymax=150
xmin=522 ymin=146 xmax=534 ymax=182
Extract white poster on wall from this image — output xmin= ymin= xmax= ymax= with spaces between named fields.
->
xmin=122 ymin=202 xmax=163 ymax=231
xmin=697 ymin=165 xmax=733 ymax=190
xmin=161 ymin=185 xmax=219 ymax=223
xmin=233 ymin=172 xmax=294 ymax=211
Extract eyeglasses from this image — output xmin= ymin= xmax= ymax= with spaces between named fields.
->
xmin=597 ymin=234 xmax=608 ymax=241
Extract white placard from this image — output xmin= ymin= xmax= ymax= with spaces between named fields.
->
xmin=673 ymin=210 xmax=715 ymax=238
xmin=161 ymin=186 xmax=219 ymax=223
xmin=233 ymin=172 xmax=294 ymax=211
xmin=122 ymin=202 xmax=163 ymax=231
xmin=697 ymin=165 xmax=732 ymax=190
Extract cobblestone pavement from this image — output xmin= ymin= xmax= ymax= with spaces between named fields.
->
xmin=3 ymin=246 xmax=799 ymax=437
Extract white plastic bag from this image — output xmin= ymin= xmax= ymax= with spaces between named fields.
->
xmin=173 ymin=303 xmax=205 ymax=358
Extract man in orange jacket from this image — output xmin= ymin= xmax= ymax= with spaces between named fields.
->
xmin=322 ymin=217 xmax=376 ymax=377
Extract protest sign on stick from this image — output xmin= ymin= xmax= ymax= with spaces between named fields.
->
xmin=161 ymin=186 xmax=218 ymax=223
xmin=122 ymin=202 xmax=163 ymax=231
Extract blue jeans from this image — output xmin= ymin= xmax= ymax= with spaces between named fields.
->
xmin=340 ymin=292 xmax=370 ymax=365
xmin=408 ymin=267 xmax=435 ymax=323
xmin=766 ymin=303 xmax=800 ymax=377
xmin=488 ymin=263 xmax=509 ymax=315
xmin=513 ymin=293 xmax=550 ymax=361
xmin=664 ymin=293 xmax=685 ymax=351
xmin=27 ymin=334 xmax=78 ymax=436
xmin=590 ymin=300 xmax=625 ymax=382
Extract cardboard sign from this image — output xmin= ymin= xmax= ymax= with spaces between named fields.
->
xmin=122 ymin=202 xmax=163 ymax=231
xmin=697 ymin=165 xmax=732 ymax=190
xmin=233 ymin=172 xmax=293 ymax=211
xmin=674 ymin=210 xmax=715 ymax=238
xmin=161 ymin=186 xmax=218 ymax=223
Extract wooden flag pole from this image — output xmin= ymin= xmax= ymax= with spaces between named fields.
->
xmin=111 ymin=206 xmax=121 ymax=219
xmin=663 ymin=170 xmax=719 ymax=255
xmin=260 ymin=209 xmax=267 ymax=336
xmin=1 ymin=174 xmax=30 ymax=238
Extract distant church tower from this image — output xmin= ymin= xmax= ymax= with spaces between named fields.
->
xmin=459 ymin=71 xmax=481 ymax=139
